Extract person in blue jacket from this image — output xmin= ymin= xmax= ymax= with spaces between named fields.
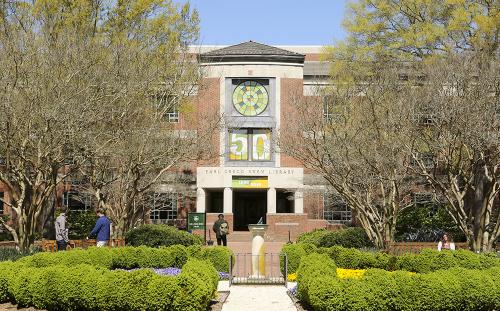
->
xmin=87 ymin=208 xmax=111 ymax=247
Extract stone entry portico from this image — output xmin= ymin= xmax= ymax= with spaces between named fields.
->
xmin=197 ymin=167 xmax=327 ymax=238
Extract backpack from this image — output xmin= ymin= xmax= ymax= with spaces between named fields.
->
xmin=219 ymin=222 xmax=229 ymax=235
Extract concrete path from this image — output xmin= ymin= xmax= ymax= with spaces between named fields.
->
xmin=221 ymin=285 xmax=296 ymax=311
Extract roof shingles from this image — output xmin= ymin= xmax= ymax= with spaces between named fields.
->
xmin=200 ymin=41 xmax=304 ymax=63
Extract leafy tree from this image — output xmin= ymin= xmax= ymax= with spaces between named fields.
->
xmin=332 ymin=0 xmax=498 ymax=62
xmin=281 ymin=63 xmax=415 ymax=249
xmin=320 ymin=0 xmax=499 ymax=251
xmin=0 ymin=0 xmax=203 ymax=250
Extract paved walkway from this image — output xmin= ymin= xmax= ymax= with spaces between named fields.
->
xmin=221 ymin=285 xmax=296 ymax=311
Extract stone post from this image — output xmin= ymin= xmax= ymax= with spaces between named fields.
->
xmin=248 ymin=224 xmax=268 ymax=278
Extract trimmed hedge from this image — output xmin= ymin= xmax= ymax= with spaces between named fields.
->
xmin=125 ymin=224 xmax=203 ymax=247
xmin=0 ymin=259 xmax=218 ymax=311
xmin=296 ymin=228 xmax=373 ymax=248
xmin=17 ymin=245 xmax=233 ymax=272
xmin=283 ymin=243 xmax=500 ymax=274
xmin=297 ymin=255 xmax=500 ymax=311
xmin=197 ymin=246 xmax=234 ymax=273
xmin=296 ymin=253 xmax=336 ymax=303
xmin=280 ymin=243 xmax=317 ymax=275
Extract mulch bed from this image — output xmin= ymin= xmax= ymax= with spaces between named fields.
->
xmin=208 ymin=291 xmax=229 ymax=311
xmin=0 ymin=303 xmax=42 ymax=311
xmin=0 ymin=293 xmax=230 ymax=311
xmin=287 ymin=291 xmax=313 ymax=311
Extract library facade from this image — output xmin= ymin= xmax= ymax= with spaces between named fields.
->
xmin=189 ymin=41 xmax=347 ymax=239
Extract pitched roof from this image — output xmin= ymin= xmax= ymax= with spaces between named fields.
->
xmin=200 ymin=41 xmax=305 ymax=64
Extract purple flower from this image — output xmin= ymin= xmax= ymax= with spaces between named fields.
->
xmin=218 ymin=272 xmax=230 ymax=279
xmin=288 ymin=285 xmax=297 ymax=297
xmin=153 ymin=267 xmax=182 ymax=276
xmin=117 ymin=267 xmax=228 ymax=279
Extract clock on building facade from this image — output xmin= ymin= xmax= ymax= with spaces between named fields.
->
xmin=232 ymin=80 xmax=269 ymax=116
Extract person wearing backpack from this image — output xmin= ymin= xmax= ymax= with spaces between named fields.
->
xmin=213 ymin=214 xmax=229 ymax=246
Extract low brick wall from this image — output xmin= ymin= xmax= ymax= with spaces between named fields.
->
xmin=386 ymin=242 xmax=469 ymax=255
xmin=41 ymin=239 xmax=125 ymax=252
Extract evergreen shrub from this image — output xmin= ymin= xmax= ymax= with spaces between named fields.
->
xmin=0 ymin=259 xmax=218 ymax=311
xmin=297 ymin=258 xmax=500 ymax=311
xmin=297 ymin=227 xmax=373 ymax=248
xmin=284 ymin=245 xmax=500 ymax=274
xmin=124 ymin=224 xmax=203 ymax=247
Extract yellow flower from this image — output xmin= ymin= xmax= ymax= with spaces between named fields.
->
xmin=287 ymin=272 xmax=297 ymax=281
xmin=336 ymin=268 xmax=366 ymax=279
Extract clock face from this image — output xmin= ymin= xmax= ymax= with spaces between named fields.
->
xmin=232 ymin=81 xmax=269 ymax=116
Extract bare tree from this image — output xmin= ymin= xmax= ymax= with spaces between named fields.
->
xmin=281 ymin=64 xmax=415 ymax=248
xmin=406 ymin=54 xmax=499 ymax=251
xmin=0 ymin=0 xmax=201 ymax=250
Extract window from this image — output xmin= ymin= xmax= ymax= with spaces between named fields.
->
xmin=0 ymin=192 xmax=4 ymax=214
xmin=165 ymin=106 xmax=179 ymax=123
xmin=413 ymin=106 xmax=436 ymax=126
xmin=410 ymin=153 xmax=435 ymax=170
xmin=323 ymin=192 xmax=352 ymax=224
xmin=149 ymin=192 xmax=178 ymax=224
xmin=62 ymin=191 xmax=93 ymax=212
xmin=229 ymin=129 xmax=271 ymax=161
xmin=413 ymin=192 xmax=435 ymax=205
xmin=154 ymin=95 xmax=180 ymax=123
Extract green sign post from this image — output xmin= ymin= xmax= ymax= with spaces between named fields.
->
xmin=187 ymin=212 xmax=206 ymax=230
xmin=187 ymin=212 xmax=206 ymax=244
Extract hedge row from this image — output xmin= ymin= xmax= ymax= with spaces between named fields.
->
xmin=0 ymin=259 xmax=218 ymax=311
xmin=282 ymin=243 xmax=499 ymax=274
xmin=297 ymin=254 xmax=500 ymax=311
xmin=125 ymin=225 xmax=203 ymax=248
xmin=296 ymin=228 xmax=374 ymax=249
xmin=18 ymin=245 xmax=234 ymax=273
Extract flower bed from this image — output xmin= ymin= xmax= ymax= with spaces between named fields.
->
xmin=281 ymin=243 xmax=499 ymax=274
xmin=0 ymin=259 xmax=218 ymax=311
xmin=296 ymin=253 xmax=500 ymax=311
xmin=121 ymin=267 xmax=230 ymax=279
xmin=17 ymin=245 xmax=234 ymax=273
xmin=0 ymin=245 xmax=234 ymax=310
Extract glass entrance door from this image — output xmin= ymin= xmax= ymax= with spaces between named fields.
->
xmin=233 ymin=190 xmax=267 ymax=231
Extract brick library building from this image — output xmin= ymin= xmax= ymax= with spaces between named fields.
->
xmin=0 ymin=41 xmax=350 ymax=241
xmin=191 ymin=41 xmax=342 ymax=240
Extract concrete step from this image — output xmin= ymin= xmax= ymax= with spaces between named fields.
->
xmin=226 ymin=232 xmax=292 ymax=243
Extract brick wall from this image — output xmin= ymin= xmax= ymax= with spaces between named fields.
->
xmin=305 ymin=54 xmax=322 ymax=61
xmin=192 ymin=77 xmax=221 ymax=167
xmin=280 ymin=78 xmax=305 ymax=168
xmin=303 ymin=192 xmax=324 ymax=219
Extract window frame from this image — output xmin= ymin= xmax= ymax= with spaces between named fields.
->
xmin=323 ymin=192 xmax=352 ymax=225
xmin=149 ymin=192 xmax=178 ymax=224
xmin=228 ymin=128 xmax=273 ymax=162
xmin=0 ymin=192 xmax=4 ymax=215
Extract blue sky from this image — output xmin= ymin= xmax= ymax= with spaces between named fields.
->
xmin=178 ymin=0 xmax=349 ymax=46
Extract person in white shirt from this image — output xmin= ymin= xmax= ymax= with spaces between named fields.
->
xmin=437 ymin=232 xmax=455 ymax=251
xmin=55 ymin=208 xmax=70 ymax=251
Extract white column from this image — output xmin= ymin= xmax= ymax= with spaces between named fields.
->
xmin=294 ymin=191 xmax=304 ymax=213
xmin=196 ymin=188 xmax=206 ymax=212
xmin=267 ymin=187 xmax=276 ymax=213
xmin=223 ymin=187 xmax=232 ymax=214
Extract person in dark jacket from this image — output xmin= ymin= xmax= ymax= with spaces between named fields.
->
xmin=87 ymin=208 xmax=111 ymax=247
xmin=213 ymin=214 xmax=229 ymax=246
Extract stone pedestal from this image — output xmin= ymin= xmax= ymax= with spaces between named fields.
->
xmin=248 ymin=224 xmax=268 ymax=278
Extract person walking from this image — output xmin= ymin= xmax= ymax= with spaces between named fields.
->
xmin=213 ymin=214 xmax=229 ymax=246
xmin=55 ymin=207 xmax=70 ymax=251
xmin=88 ymin=208 xmax=111 ymax=247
